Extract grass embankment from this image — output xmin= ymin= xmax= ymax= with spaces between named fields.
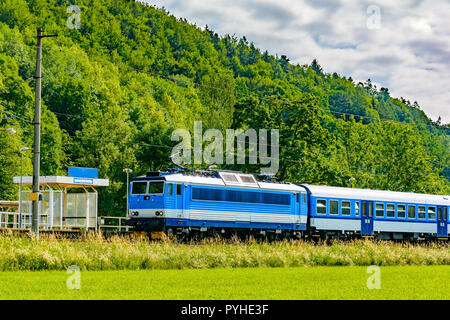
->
xmin=1 ymin=266 xmax=449 ymax=299
xmin=0 ymin=232 xmax=448 ymax=271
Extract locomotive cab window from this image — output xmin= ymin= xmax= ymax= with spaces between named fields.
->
xmin=329 ymin=200 xmax=339 ymax=215
xmin=149 ymin=182 xmax=164 ymax=194
xmin=177 ymin=184 xmax=182 ymax=195
xmin=408 ymin=205 xmax=416 ymax=219
xmin=131 ymin=182 xmax=147 ymax=195
xmin=375 ymin=203 xmax=385 ymax=217
xmin=167 ymin=184 xmax=173 ymax=196
xmin=316 ymin=199 xmax=327 ymax=214
xmin=397 ymin=204 xmax=406 ymax=218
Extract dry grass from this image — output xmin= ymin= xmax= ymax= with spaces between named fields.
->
xmin=0 ymin=230 xmax=448 ymax=271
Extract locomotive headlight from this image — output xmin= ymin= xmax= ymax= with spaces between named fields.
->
xmin=155 ymin=211 xmax=164 ymax=217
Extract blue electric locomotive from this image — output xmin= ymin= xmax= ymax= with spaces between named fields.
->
xmin=128 ymin=170 xmax=307 ymax=239
xmin=127 ymin=170 xmax=449 ymax=240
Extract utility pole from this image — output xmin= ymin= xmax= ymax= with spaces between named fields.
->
xmin=123 ymin=168 xmax=133 ymax=218
xmin=32 ymin=28 xmax=57 ymax=238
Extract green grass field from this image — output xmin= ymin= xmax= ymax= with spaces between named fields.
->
xmin=0 ymin=233 xmax=448 ymax=271
xmin=0 ymin=266 xmax=449 ymax=300
xmin=1 ymin=233 xmax=448 ymax=299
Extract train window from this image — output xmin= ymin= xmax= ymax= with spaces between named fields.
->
xmin=296 ymin=194 xmax=299 ymax=203
xmin=329 ymin=200 xmax=339 ymax=215
xmin=418 ymin=206 xmax=426 ymax=219
xmin=428 ymin=207 xmax=436 ymax=220
xmin=341 ymin=201 xmax=351 ymax=215
xmin=355 ymin=202 xmax=360 ymax=216
xmin=177 ymin=184 xmax=182 ymax=195
xmin=303 ymin=193 xmax=307 ymax=204
xmin=167 ymin=184 xmax=173 ymax=196
xmin=131 ymin=182 xmax=147 ymax=195
xmin=375 ymin=203 xmax=385 ymax=217
xmin=149 ymin=182 xmax=164 ymax=194
xmin=386 ymin=204 xmax=395 ymax=218
xmin=437 ymin=207 xmax=447 ymax=220
xmin=397 ymin=205 xmax=406 ymax=218
xmin=316 ymin=200 xmax=327 ymax=214
xmin=408 ymin=205 xmax=416 ymax=219
xmin=191 ymin=188 xmax=290 ymax=205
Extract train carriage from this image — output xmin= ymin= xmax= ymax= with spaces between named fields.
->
xmin=302 ymin=184 xmax=449 ymax=240
xmin=127 ymin=170 xmax=449 ymax=241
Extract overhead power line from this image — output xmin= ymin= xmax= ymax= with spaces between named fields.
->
xmin=0 ymin=107 xmax=33 ymax=124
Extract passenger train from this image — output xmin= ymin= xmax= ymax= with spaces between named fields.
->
xmin=127 ymin=170 xmax=449 ymax=240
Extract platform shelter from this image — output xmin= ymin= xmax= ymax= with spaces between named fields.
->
xmin=12 ymin=167 xmax=109 ymax=230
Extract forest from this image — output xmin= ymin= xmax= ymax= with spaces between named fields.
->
xmin=0 ymin=0 xmax=448 ymax=216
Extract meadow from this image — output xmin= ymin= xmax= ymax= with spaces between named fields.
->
xmin=0 ymin=266 xmax=449 ymax=299
xmin=0 ymin=231 xmax=448 ymax=271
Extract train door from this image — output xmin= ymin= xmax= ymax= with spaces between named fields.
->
xmin=361 ymin=201 xmax=374 ymax=236
xmin=294 ymin=193 xmax=300 ymax=224
xmin=175 ymin=184 xmax=184 ymax=218
xmin=437 ymin=206 xmax=448 ymax=238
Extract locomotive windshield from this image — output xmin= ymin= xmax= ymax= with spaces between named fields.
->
xmin=131 ymin=181 xmax=165 ymax=195
xmin=149 ymin=181 xmax=164 ymax=194
xmin=131 ymin=182 xmax=147 ymax=194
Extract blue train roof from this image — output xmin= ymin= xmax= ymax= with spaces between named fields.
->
xmin=132 ymin=171 xmax=306 ymax=193
xmin=302 ymin=184 xmax=450 ymax=206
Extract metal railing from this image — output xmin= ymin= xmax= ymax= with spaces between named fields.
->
xmin=0 ymin=211 xmax=48 ymax=229
xmin=98 ymin=216 xmax=133 ymax=232
xmin=0 ymin=211 xmax=19 ymax=228
xmin=1 ymin=212 xmax=133 ymax=233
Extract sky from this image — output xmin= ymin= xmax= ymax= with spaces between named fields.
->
xmin=143 ymin=0 xmax=450 ymax=123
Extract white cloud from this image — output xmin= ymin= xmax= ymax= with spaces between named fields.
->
xmin=143 ymin=0 xmax=450 ymax=123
